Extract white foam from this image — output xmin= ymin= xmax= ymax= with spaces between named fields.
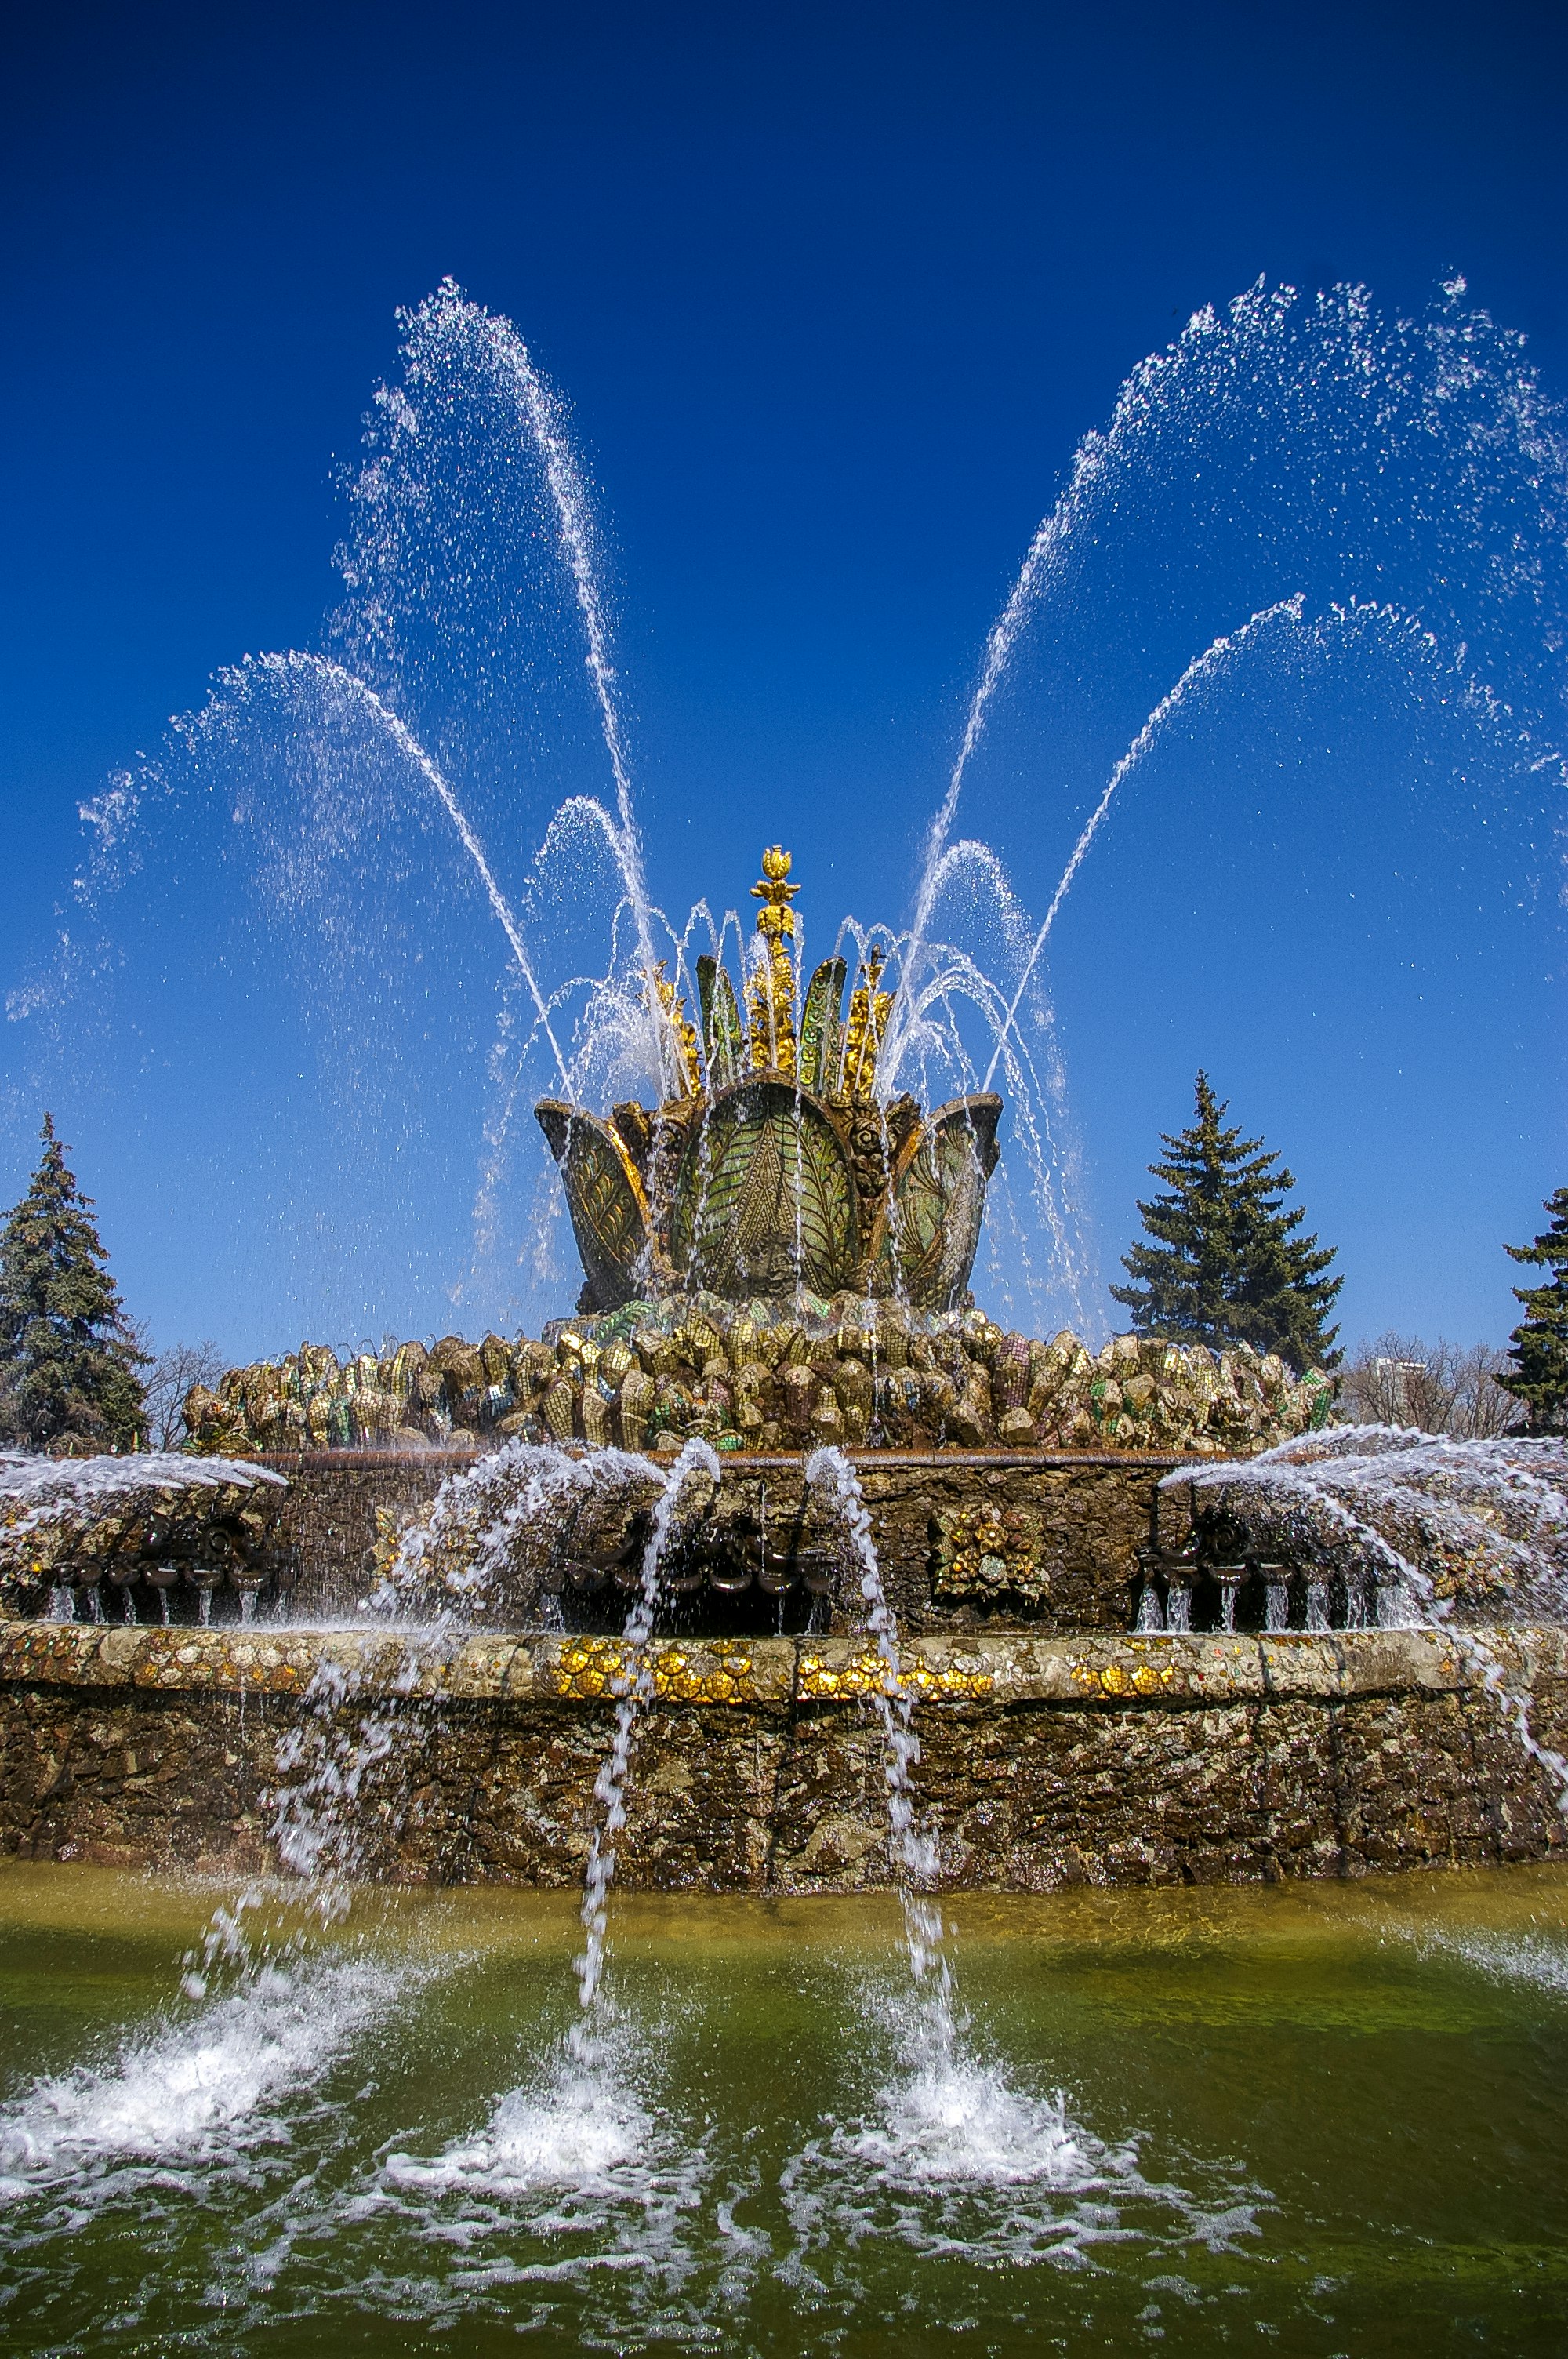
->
xmin=385 ymin=2026 xmax=649 ymax=2196
xmin=367 ymin=2017 xmax=713 ymax=2317
xmin=1428 ymin=1927 xmax=1568 ymax=1997
xmin=843 ymin=1975 xmax=1115 ymax=2190
xmin=777 ymin=1976 xmax=1255 ymax=2275
xmin=850 ymin=2050 xmax=1098 ymax=2186
xmin=0 ymin=1950 xmax=399 ymax=2201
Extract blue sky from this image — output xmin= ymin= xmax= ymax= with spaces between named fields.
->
xmin=1 ymin=0 xmax=1564 ymax=1361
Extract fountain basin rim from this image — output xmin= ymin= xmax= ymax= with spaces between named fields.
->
xmin=4 ymin=1620 xmax=1563 ymax=1709
xmin=249 ymin=1445 xmax=1198 ymax=1475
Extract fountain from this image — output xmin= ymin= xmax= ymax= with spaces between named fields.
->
xmin=535 ymin=842 xmax=1003 ymax=1317
xmin=2 ymin=942 xmax=1564 ymax=1894
xmin=1 ymin=274 xmax=1566 ymax=1900
xmin=2 ymin=852 xmax=1564 ymax=1897
xmin=1 ymin=274 xmax=1567 ymax=2355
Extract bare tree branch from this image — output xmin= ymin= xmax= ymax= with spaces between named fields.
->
xmin=1340 ymin=1332 xmax=1523 ymax=1439
xmin=136 ymin=1337 xmax=230 ymax=1451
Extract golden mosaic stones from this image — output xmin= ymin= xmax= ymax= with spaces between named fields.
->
xmin=1069 ymin=1648 xmax=1182 ymax=1699
xmin=550 ymin=1637 xmax=761 ymax=1704
xmin=900 ymin=1652 xmax=996 ymax=1699
xmin=796 ymin=1646 xmax=994 ymax=1700
xmin=931 ymin=1504 xmax=1047 ymax=1604
xmin=534 ymin=846 xmax=1003 ymax=1314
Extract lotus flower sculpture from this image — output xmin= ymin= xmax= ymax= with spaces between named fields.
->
xmin=536 ymin=848 xmax=1001 ymax=1313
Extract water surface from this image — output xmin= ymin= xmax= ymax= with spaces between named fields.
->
xmin=1 ymin=1862 xmax=1565 ymax=2354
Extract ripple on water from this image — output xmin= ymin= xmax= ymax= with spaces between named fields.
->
xmin=385 ymin=2018 xmax=655 ymax=2198
xmin=363 ymin=2013 xmax=711 ymax=2306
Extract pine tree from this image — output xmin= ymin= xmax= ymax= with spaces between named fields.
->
xmin=1110 ymin=1072 xmax=1342 ymax=1369
xmin=1497 ymin=1189 xmax=1568 ymax=1434
xmin=0 ymin=1116 xmax=147 ymax=1453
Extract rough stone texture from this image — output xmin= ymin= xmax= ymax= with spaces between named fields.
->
xmin=2 ymin=1623 xmax=1563 ymax=1891
xmin=262 ymin=1446 xmax=1192 ymax=1633
xmin=260 ymin=1449 xmax=481 ymax=1618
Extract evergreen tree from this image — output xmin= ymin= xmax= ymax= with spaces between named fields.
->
xmin=1111 ymin=1072 xmax=1343 ymax=1368
xmin=0 ymin=1117 xmax=147 ymax=1453
xmin=1497 ymin=1189 xmax=1568 ymax=1434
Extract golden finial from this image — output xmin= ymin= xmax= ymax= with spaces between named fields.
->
xmin=751 ymin=845 xmax=799 ymax=925
xmin=748 ymin=845 xmax=800 ymax=1074
xmin=648 ymin=961 xmax=702 ymax=1097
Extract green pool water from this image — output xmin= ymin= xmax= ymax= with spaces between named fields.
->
xmin=1 ymin=1861 xmax=1566 ymax=2356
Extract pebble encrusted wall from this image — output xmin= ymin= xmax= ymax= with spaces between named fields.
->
xmin=2 ymin=1624 xmax=1563 ymax=1889
xmin=188 ymin=1310 xmax=1334 ymax=1461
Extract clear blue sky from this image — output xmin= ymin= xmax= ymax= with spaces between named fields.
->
xmin=2 ymin=0 xmax=1564 ymax=1361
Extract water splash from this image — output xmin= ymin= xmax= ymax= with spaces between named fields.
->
xmin=902 ymin=410 xmax=1119 ymax=1000
xmin=800 ymin=1442 xmax=1096 ymax=2214
xmin=1421 ymin=1927 xmax=1568 ymax=1997
xmin=778 ymin=1974 xmax=1248 ymax=2275
xmin=330 ymin=278 xmax=674 ymax=1082
xmin=979 ymin=594 xmax=1305 ymax=1089
xmin=12 ymin=271 xmax=1566 ymax=1350
xmin=378 ymin=1434 xmax=662 ymax=1624
xmin=266 ymin=1637 xmax=437 ymax=1903
xmin=804 ymin=1445 xmax=946 ymax=1979
xmin=909 ymin=275 xmax=1568 ymax=935
xmin=1167 ymin=1425 xmax=1568 ymax=1808
xmin=237 ymin=652 xmax=570 ymax=1083
xmin=383 ymin=2013 xmax=659 ymax=2199
xmin=353 ymin=1437 xmax=724 ymax=2240
xmin=0 ymin=1950 xmax=401 ymax=2206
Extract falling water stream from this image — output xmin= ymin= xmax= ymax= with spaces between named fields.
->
xmin=1168 ymin=1427 xmax=1568 ymax=1812
xmin=804 ymin=1445 xmax=949 ymax=1984
xmin=5 ymin=1431 xmax=1568 ymax=2349
xmin=575 ymin=1436 xmax=721 ymax=2016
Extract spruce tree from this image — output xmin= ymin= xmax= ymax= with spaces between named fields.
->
xmin=0 ymin=1116 xmax=147 ymax=1453
xmin=1111 ymin=1072 xmax=1342 ymax=1368
xmin=1497 ymin=1189 xmax=1568 ymax=1433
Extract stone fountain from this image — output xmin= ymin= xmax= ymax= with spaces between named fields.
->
xmin=164 ymin=849 xmax=1333 ymax=1636
xmin=0 ymin=849 xmax=1563 ymax=1891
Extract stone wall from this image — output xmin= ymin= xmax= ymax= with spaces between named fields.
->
xmin=2 ymin=1622 xmax=1562 ymax=1890
xmin=262 ymin=1446 xmax=1192 ymax=1633
xmin=260 ymin=1448 xmax=478 ymax=1618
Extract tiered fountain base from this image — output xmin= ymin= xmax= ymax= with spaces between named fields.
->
xmin=3 ymin=1621 xmax=1564 ymax=1889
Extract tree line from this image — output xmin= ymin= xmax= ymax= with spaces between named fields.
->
xmin=0 ymin=1098 xmax=1564 ymax=1454
xmin=1107 ymin=1071 xmax=1566 ymax=1435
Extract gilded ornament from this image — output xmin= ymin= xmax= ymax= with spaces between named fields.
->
xmin=533 ymin=845 xmax=1004 ymax=1314
xmin=931 ymin=1504 xmax=1047 ymax=1605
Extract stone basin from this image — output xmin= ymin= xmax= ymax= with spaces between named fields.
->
xmin=3 ymin=1621 xmax=1563 ymax=1890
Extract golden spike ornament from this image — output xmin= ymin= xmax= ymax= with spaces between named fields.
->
xmin=747 ymin=844 xmax=799 ymax=1076
xmin=840 ymin=946 xmax=893 ymax=1100
xmin=648 ymin=961 xmax=702 ymax=1097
